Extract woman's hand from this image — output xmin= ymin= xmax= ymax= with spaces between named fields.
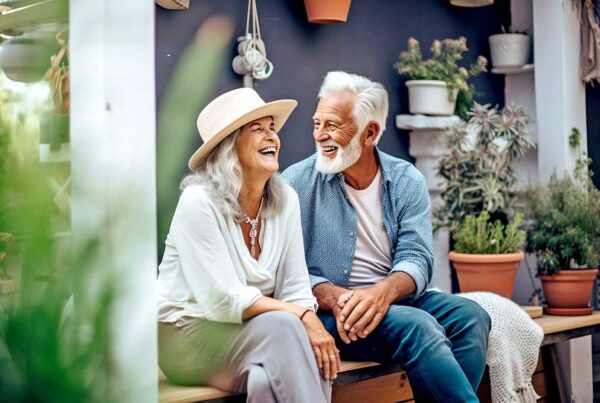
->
xmin=301 ymin=310 xmax=340 ymax=381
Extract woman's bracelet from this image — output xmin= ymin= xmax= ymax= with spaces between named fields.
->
xmin=299 ymin=308 xmax=312 ymax=321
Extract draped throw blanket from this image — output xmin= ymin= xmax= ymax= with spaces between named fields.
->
xmin=458 ymin=292 xmax=544 ymax=403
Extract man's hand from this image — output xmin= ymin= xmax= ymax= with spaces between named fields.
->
xmin=335 ymin=272 xmax=417 ymax=342
xmin=336 ymin=286 xmax=390 ymax=342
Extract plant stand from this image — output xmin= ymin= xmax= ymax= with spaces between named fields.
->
xmin=396 ymin=114 xmax=460 ymax=293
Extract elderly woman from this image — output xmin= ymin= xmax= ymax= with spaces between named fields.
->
xmin=157 ymin=88 xmax=336 ymax=402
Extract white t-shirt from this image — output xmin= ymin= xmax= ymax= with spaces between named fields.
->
xmin=344 ymin=169 xmax=393 ymax=289
xmin=157 ymin=183 xmax=317 ymax=324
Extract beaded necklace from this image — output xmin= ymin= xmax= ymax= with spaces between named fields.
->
xmin=243 ymin=200 xmax=263 ymax=259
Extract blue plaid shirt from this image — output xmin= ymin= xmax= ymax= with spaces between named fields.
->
xmin=281 ymin=149 xmax=433 ymax=298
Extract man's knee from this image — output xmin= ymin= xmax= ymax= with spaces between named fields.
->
xmin=453 ymin=298 xmax=491 ymax=334
xmin=383 ymin=305 xmax=446 ymax=339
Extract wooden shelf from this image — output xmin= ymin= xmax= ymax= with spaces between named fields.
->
xmin=491 ymin=64 xmax=534 ymax=75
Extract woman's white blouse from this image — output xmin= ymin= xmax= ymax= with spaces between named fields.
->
xmin=158 ymin=183 xmax=317 ymax=324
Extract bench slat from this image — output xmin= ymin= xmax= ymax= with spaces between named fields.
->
xmin=159 ymin=312 xmax=600 ymax=403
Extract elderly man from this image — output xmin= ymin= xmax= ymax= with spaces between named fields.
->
xmin=282 ymin=71 xmax=490 ymax=402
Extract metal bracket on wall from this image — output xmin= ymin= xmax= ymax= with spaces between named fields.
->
xmin=155 ymin=0 xmax=189 ymax=11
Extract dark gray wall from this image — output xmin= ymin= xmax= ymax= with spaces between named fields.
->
xmin=587 ymin=85 xmax=600 ymax=190
xmin=155 ymin=0 xmax=510 ymax=170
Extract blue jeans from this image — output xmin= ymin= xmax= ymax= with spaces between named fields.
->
xmin=318 ymin=290 xmax=490 ymax=403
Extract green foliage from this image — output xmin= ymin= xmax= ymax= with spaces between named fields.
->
xmin=453 ymin=212 xmax=526 ymax=254
xmin=523 ymin=169 xmax=600 ymax=275
xmin=394 ymin=37 xmax=487 ymax=118
xmin=0 ymin=75 xmax=118 ymax=401
xmin=157 ymin=17 xmax=234 ymax=256
xmin=434 ymin=102 xmax=535 ymax=232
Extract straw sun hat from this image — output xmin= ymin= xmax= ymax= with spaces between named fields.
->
xmin=188 ymin=88 xmax=297 ymax=171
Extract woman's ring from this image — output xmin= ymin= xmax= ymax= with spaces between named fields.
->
xmin=329 ymin=355 xmax=336 ymax=358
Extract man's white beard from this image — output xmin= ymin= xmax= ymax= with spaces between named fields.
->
xmin=315 ymin=133 xmax=362 ymax=174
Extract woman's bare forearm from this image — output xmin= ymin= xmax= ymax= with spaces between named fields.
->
xmin=242 ymin=296 xmax=308 ymax=320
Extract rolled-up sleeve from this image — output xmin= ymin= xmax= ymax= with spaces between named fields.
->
xmin=172 ymin=189 xmax=262 ymax=323
xmin=389 ymin=174 xmax=433 ymax=298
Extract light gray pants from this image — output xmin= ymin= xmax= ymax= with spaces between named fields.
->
xmin=159 ymin=311 xmax=332 ymax=403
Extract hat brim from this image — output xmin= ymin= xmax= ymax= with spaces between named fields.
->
xmin=188 ymin=99 xmax=298 ymax=171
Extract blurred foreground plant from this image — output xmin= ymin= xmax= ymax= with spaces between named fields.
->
xmin=0 ymin=65 xmax=118 ymax=401
xmin=157 ymin=16 xmax=234 ymax=255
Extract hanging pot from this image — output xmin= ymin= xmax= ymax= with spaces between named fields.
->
xmin=0 ymin=34 xmax=57 ymax=83
xmin=450 ymin=0 xmax=493 ymax=6
xmin=304 ymin=0 xmax=352 ymax=24
xmin=155 ymin=0 xmax=189 ymax=10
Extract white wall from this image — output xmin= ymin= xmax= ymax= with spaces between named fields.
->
xmin=70 ymin=1 xmax=158 ymax=402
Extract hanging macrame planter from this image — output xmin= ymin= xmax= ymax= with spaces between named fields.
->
xmin=44 ymin=30 xmax=69 ymax=117
xmin=304 ymin=0 xmax=352 ymax=24
xmin=232 ymin=0 xmax=273 ymax=87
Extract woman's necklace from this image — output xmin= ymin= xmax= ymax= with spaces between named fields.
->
xmin=243 ymin=200 xmax=263 ymax=259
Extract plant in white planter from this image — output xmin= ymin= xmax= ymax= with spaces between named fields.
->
xmin=489 ymin=26 xmax=531 ymax=68
xmin=394 ymin=37 xmax=487 ymax=118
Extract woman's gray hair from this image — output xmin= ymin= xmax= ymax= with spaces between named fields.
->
xmin=180 ymin=128 xmax=286 ymax=221
xmin=318 ymin=71 xmax=389 ymax=144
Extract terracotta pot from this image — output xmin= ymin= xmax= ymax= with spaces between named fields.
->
xmin=304 ymin=0 xmax=352 ymax=24
xmin=540 ymin=269 xmax=598 ymax=315
xmin=449 ymin=251 xmax=524 ymax=298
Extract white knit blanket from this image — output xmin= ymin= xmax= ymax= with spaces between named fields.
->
xmin=458 ymin=292 xmax=544 ymax=403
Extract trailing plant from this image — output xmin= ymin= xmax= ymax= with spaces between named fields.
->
xmin=394 ymin=36 xmax=487 ymax=118
xmin=453 ymin=212 xmax=526 ymax=254
xmin=523 ymin=128 xmax=600 ymax=274
xmin=434 ymin=102 xmax=535 ymax=232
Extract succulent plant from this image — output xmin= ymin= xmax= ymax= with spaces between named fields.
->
xmin=434 ymin=102 xmax=535 ymax=232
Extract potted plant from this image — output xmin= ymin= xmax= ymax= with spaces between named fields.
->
xmin=435 ymin=102 xmax=533 ymax=293
xmin=0 ymin=232 xmax=15 ymax=294
xmin=489 ymin=26 xmax=530 ymax=68
xmin=434 ymin=102 xmax=535 ymax=231
xmin=524 ymin=130 xmax=600 ymax=315
xmin=304 ymin=0 xmax=352 ymax=24
xmin=394 ymin=37 xmax=487 ymax=118
xmin=449 ymin=212 xmax=526 ymax=297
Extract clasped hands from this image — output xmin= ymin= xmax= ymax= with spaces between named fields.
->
xmin=333 ymin=285 xmax=391 ymax=344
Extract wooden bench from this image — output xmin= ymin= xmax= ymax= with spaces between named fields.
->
xmin=159 ymin=312 xmax=600 ymax=403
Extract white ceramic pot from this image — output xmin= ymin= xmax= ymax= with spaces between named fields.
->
xmin=406 ymin=80 xmax=457 ymax=116
xmin=450 ymin=0 xmax=493 ymax=6
xmin=489 ymin=34 xmax=530 ymax=68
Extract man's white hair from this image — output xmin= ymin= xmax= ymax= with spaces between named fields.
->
xmin=317 ymin=71 xmax=389 ymax=144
